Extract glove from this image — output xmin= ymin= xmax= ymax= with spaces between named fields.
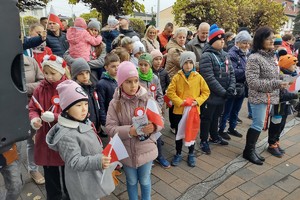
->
xmin=41 ymin=111 xmax=55 ymax=123
xmin=225 ymin=90 xmax=235 ymax=99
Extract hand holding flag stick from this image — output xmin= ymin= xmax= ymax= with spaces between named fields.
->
xmin=100 ymin=133 xmax=129 ymax=184
xmin=32 ymin=96 xmax=51 ymax=127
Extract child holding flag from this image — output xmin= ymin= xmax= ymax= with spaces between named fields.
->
xmin=70 ymin=58 xmax=101 ymax=133
xmin=267 ymin=54 xmax=299 ymax=157
xmin=167 ymin=51 xmax=210 ymax=167
xmin=28 ymin=55 xmax=68 ymax=199
xmin=138 ymin=53 xmax=170 ymax=168
xmin=106 ymin=61 xmax=163 ymax=200
xmin=46 ymin=80 xmax=114 ymax=200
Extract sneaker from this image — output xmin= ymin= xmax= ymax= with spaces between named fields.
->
xmin=171 ymin=154 xmax=182 ymax=166
xmin=200 ymin=141 xmax=211 ymax=154
xmin=237 ymin=118 xmax=243 ymax=124
xmin=170 ymin=128 xmax=176 ymax=134
xmin=276 ymin=142 xmax=285 ymax=154
xmin=156 ymin=156 xmax=171 ymax=168
xmin=219 ymin=131 xmax=231 ymax=140
xmin=209 ymin=136 xmax=229 ymax=145
xmin=267 ymin=144 xmax=283 ymax=158
xmin=30 ymin=171 xmax=45 ymax=185
xmin=187 ymin=154 xmax=196 ymax=167
xmin=227 ymin=129 xmax=243 ymax=138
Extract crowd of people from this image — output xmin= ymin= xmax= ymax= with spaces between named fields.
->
xmin=1 ymin=11 xmax=300 ymax=200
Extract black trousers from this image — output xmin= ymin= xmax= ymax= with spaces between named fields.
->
xmin=172 ymin=114 xmax=195 ymax=155
xmin=43 ymin=166 xmax=70 ymax=200
xmin=200 ymin=103 xmax=224 ymax=141
xmin=268 ymin=115 xmax=287 ymax=145
xmin=169 ymin=105 xmax=175 ymax=129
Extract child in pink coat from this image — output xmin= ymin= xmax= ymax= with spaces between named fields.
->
xmin=67 ymin=17 xmax=102 ymax=61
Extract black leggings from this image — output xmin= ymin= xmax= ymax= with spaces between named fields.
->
xmin=43 ymin=166 xmax=70 ymax=200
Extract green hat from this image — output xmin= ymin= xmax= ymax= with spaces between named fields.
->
xmin=138 ymin=53 xmax=153 ymax=67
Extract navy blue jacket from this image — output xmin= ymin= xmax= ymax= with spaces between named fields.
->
xmin=23 ymin=36 xmax=44 ymax=50
xmin=119 ymin=27 xmax=140 ymax=38
xmin=101 ymin=27 xmax=119 ymax=53
xmin=228 ymin=46 xmax=247 ymax=83
xmin=199 ymin=44 xmax=236 ymax=105
xmin=46 ymin=30 xmax=69 ymax=57
xmin=96 ymin=73 xmax=118 ymax=125
xmin=80 ymin=83 xmax=101 ymax=130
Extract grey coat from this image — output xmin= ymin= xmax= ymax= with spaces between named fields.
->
xmin=46 ymin=116 xmax=111 ymax=200
xmin=246 ymin=50 xmax=281 ymax=105
xmin=186 ymin=36 xmax=207 ymax=68
xmin=139 ymin=74 xmax=164 ymax=109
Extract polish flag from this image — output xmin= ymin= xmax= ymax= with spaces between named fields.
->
xmin=102 ymin=133 xmax=129 ymax=163
xmin=163 ymin=95 xmax=173 ymax=108
xmin=48 ymin=6 xmax=64 ymax=30
xmin=146 ymin=99 xmax=164 ymax=128
xmin=289 ymin=76 xmax=300 ymax=92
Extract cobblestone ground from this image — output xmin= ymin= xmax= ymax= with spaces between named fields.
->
xmin=1 ymin=101 xmax=300 ymax=200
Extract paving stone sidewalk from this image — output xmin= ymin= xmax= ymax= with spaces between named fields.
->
xmin=1 ymin=102 xmax=300 ymax=200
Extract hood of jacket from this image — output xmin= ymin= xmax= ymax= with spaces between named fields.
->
xmin=166 ymin=38 xmax=184 ymax=51
xmin=66 ymin=27 xmax=88 ymax=43
xmin=46 ymin=115 xmax=93 ymax=151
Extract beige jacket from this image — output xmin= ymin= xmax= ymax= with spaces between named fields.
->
xmin=106 ymin=86 xmax=160 ymax=168
xmin=24 ymin=56 xmax=44 ymax=97
xmin=141 ymin=37 xmax=160 ymax=53
xmin=165 ymin=39 xmax=186 ymax=79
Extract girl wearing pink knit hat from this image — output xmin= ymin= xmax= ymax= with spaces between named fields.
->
xmin=46 ymin=80 xmax=114 ymax=200
xmin=106 ymin=61 xmax=163 ymax=200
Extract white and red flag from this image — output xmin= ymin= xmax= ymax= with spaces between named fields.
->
xmin=48 ymin=6 xmax=64 ymax=30
xmin=145 ymin=99 xmax=164 ymax=128
xmin=102 ymin=133 xmax=128 ymax=163
xmin=289 ymin=76 xmax=300 ymax=92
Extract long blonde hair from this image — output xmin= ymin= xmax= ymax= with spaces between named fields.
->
xmin=144 ymin=25 xmax=157 ymax=40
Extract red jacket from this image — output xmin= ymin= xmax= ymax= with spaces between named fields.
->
xmin=282 ymin=41 xmax=293 ymax=55
xmin=33 ymin=47 xmax=52 ymax=71
xmin=28 ymin=76 xmax=67 ymax=166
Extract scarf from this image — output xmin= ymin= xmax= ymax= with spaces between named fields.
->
xmin=103 ymin=72 xmax=116 ymax=80
xmin=182 ymin=68 xmax=196 ymax=79
xmin=138 ymin=68 xmax=153 ymax=82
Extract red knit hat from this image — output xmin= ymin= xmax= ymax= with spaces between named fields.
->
xmin=278 ymin=54 xmax=298 ymax=69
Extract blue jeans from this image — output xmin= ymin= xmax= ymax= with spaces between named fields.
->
xmin=219 ymin=96 xmax=244 ymax=132
xmin=0 ymin=160 xmax=23 ymax=200
xmin=250 ymin=103 xmax=267 ymax=132
xmin=27 ymin=129 xmax=38 ymax=172
xmin=248 ymin=101 xmax=252 ymax=117
xmin=123 ymin=161 xmax=152 ymax=200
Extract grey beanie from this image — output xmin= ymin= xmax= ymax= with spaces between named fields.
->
xmin=235 ymin=31 xmax=252 ymax=43
xmin=88 ymin=20 xmax=101 ymax=31
xmin=71 ymin=58 xmax=91 ymax=80
xmin=180 ymin=51 xmax=196 ymax=68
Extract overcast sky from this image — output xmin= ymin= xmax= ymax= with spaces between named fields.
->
xmin=47 ymin=0 xmax=176 ymax=17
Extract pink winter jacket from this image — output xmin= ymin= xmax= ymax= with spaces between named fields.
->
xmin=66 ymin=27 xmax=102 ymax=61
xmin=106 ymin=86 xmax=160 ymax=168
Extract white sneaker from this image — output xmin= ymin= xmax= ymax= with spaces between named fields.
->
xmin=170 ymin=128 xmax=176 ymax=134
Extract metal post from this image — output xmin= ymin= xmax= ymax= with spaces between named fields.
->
xmin=156 ymin=0 xmax=160 ymax=28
